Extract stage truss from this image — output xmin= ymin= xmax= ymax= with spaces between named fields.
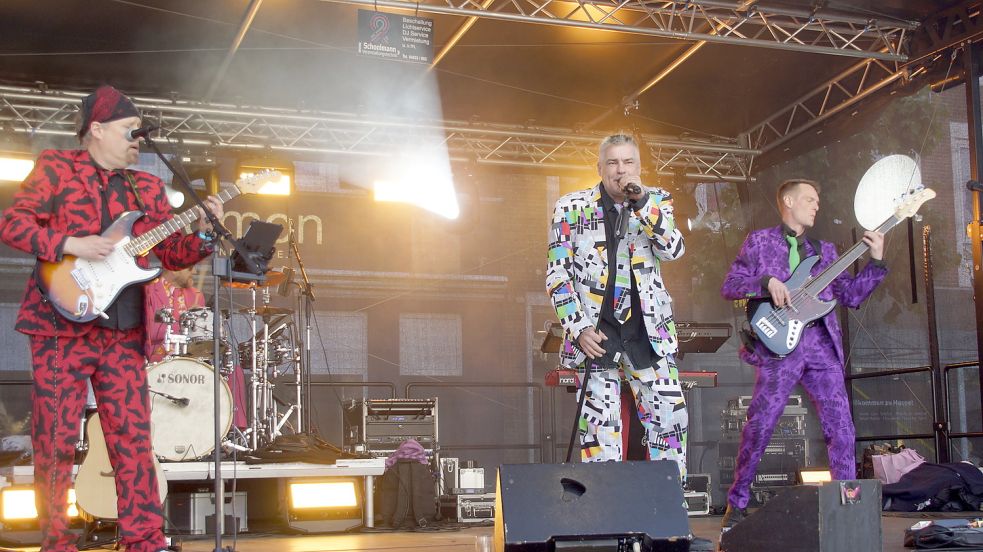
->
xmin=0 ymin=84 xmax=755 ymax=181
xmin=322 ymin=0 xmax=915 ymax=61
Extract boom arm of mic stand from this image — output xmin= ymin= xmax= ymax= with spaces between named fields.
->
xmin=289 ymin=233 xmax=315 ymax=302
xmin=139 ymin=135 xmax=264 ymax=276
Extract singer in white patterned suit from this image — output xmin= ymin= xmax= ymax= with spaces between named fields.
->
xmin=545 ymin=133 xmax=688 ymax=475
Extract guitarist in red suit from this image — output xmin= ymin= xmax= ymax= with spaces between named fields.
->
xmin=718 ymin=179 xmax=886 ymax=531
xmin=0 ymin=85 xmax=223 ymax=552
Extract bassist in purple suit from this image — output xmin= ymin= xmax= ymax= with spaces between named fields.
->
xmin=719 ymin=179 xmax=886 ymax=529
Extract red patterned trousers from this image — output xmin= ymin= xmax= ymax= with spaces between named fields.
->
xmin=30 ymin=327 xmax=166 ymax=552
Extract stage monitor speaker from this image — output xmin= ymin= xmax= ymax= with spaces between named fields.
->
xmin=494 ymin=461 xmax=691 ymax=552
xmin=719 ymin=479 xmax=881 ymax=552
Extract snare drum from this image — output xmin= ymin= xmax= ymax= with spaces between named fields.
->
xmin=180 ymin=307 xmax=215 ymax=356
xmin=147 ymin=358 xmax=233 ymax=461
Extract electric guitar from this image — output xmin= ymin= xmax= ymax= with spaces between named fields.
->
xmin=38 ymin=170 xmax=280 ymax=323
xmin=749 ymin=187 xmax=935 ymax=357
xmin=74 ymin=412 xmax=168 ymax=520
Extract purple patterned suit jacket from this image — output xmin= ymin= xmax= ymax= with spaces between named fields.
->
xmin=720 ymin=225 xmax=887 ymax=365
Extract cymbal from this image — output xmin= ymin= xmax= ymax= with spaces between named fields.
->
xmin=240 ymin=306 xmax=294 ymax=317
xmin=221 ymin=270 xmax=288 ymax=289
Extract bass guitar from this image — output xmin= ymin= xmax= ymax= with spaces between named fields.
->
xmin=38 ymin=171 xmax=279 ymax=323
xmin=749 ymin=187 xmax=935 ymax=357
xmin=74 ymin=412 xmax=168 ymax=520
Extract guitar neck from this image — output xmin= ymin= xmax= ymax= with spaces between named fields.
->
xmin=124 ymin=186 xmax=240 ymax=256
xmin=804 ymin=216 xmax=898 ymax=294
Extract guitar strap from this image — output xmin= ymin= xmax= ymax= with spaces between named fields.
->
xmin=807 ymin=237 xmax=822 ymax=262
xmin=123 ymin=172 xmax=146 ymax=212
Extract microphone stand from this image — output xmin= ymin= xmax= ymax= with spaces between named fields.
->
xmin=141 ymin=135 xmax=263 ymax=552
xmin=288 ymin=227 xmax=316 ymax=433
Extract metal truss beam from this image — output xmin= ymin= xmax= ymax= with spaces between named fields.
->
xmin=327 ymin=0 xmax=914 ymax=61
xmin=741 ymin=54 xmax=906 ymax=153
xmin=910 ymin=0 xmax=983 ymax=65
xmin=0 ymin=85 xmax=756 ymax=181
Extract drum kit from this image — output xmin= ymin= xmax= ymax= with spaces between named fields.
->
xmin=146 ymin=269 xmax=302 ymax=461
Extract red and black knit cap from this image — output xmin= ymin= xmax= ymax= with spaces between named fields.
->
xmin=77 ymin=85 xmax=140 ymax=140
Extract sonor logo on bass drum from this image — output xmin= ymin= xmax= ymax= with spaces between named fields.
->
xmin=156 ymin=373 xmax=207 ymax=385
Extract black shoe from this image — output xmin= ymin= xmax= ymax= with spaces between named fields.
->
xmin=689 ymin=536 xmax=715 ymax=551
xmin=720 ymin=504 xmax=748 ymax=530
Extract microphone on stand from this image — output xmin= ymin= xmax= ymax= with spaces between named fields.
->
xmin=125 ymin=123 xmax=160 ymax=142
xmin=278 ymin=219 xmax=296 ymax=297
xmin=277 ymin=267 xmax=295 ymax=297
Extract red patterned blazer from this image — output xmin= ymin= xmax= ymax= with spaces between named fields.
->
xmin=0 ymin=149 xmax=209 ymax=337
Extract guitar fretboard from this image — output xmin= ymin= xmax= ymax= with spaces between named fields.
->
xmin=802 ymin=215 xmax=898 ymax=296
xmin=124 ymin=186 xmax=240 ymax=256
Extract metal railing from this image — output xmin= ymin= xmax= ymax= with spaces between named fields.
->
xmin=849 ymin=360 xmax=981 ymax=462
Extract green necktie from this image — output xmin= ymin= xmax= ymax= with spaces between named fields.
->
xmin=786 ymin=234 xmax=800 ymax=272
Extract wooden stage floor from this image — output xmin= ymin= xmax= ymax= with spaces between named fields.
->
xmin=0 ymin=513 xmax=963 ymax=551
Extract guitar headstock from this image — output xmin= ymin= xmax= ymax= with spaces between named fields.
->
xmin=894 ymin=188 xmax=936 ymax=220
xmin=233 ymin=169 xmax=283 ymax=195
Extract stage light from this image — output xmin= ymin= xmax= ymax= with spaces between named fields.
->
xmin=799 ymin=468 xmax=832 ymax=485
xmin=0 ymin=156 xmax=34 ymax=182
xmin=285 ymin=479 xmax=362 ymax=533
xmin=289 ymin=481 xmax=359 ymax=509
xmin=2 ymin=487 xmax=37 ymax=521
xmin=239 ymin=170 xmax=291 ymax=195
xmin=373 ymin=157 xmax=459 ymax=219
xmin=238 ymin=160 xmax=292 ymax=196
xmin=0 ymin=486 xmax=79 ymax=522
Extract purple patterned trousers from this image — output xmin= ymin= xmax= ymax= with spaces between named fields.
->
xmin=726 ymin=325 xmax=856 ymax=509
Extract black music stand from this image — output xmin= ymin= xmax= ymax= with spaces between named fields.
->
xmin=206 ymin=221 xmax=280 ymax=551
xmin=226 ymin=220 xmax=283 ymax=284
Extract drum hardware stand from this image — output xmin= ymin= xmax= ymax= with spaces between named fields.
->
xmin=272 ymin=355 xmax=303 ymax=436
xmin=222 ymin=429 xmax=252 ymax=453
xmin=140 ymin=132 xmax=266 ymax=552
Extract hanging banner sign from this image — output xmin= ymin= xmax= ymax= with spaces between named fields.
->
xmin=357 ymin=9 xmax=433 ymax=64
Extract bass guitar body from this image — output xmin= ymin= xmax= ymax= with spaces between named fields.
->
xmin=749 ymin=256 xmax=836 ymax=357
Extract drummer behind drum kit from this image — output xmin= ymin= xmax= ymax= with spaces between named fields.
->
xmin=147 ymin=268 xmax=301 ymax=460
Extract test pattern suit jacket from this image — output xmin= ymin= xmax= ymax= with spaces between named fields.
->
xmin=546 ymin=183 xmax=685 ymax=369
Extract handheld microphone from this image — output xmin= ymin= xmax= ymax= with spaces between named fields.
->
xmin=125 ymin=124 xmax=159 ymax=142
xmin=623 ymin=182 xmax=642 ymax=196
xmin=967 ymin=180 xmax=983 ymax=193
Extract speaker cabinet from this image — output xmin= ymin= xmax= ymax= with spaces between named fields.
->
xmin=494 ymin=461 xmax=691 ymax=552
xmin=720 ymin=480 xmax=882 ymax=552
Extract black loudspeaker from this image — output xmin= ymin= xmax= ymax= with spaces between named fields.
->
xmin=720 ymin=480 xmax=882 ymax=552
xmin=494 ymin=461 xmax=691 ymax=552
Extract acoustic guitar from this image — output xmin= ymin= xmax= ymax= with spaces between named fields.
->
xmin=74 ymin=412 xmax=168 ymax=520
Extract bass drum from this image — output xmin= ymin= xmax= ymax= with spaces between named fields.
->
xmin=147 ymin=358 xmax=233 ymax=462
